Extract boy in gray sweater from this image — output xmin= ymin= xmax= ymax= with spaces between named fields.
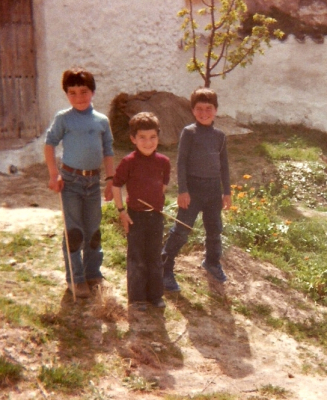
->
xmin=162 ymin=87 xmax=231 ymax=292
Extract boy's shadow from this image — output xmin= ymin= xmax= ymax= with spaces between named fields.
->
xmin=166 ymin=275 xmax=253 ymax=379
xmin=117 ymin=305 xmax=184 ymax=390
xmin=42 ymin=288 xmax=183 ymax=392
xmin=41 ymin=289 xmax=99 ymax=365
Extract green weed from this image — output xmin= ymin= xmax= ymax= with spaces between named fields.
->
xmin=259 ymin=383 xmax=290 ymax=398
xmin=0 ymin=356 xmax=23 ymax=387
xmin=38 ymin=364 xmax=86 ymax=392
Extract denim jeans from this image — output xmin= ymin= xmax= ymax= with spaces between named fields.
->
xmin=61 ymin=169 xmax=103 ymax=284
xmin=127 ymin=209 xmax=164 ymax=303
xmin=162 ymin=176 xmax=223 ymax=272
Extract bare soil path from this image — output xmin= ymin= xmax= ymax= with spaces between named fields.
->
xmin=1 ymin=136 xmax=327 ymax=399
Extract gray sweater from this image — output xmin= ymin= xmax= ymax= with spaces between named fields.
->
xmin=177 ymin=122 xmax=231 ymax=195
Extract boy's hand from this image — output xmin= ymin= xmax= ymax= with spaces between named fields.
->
xmin=178 ymin=192 xmax=191 ymax=209
xmin=104 ymin=181 xmax=113 ymax=201
xmin=222 ymin=194 xmax=232 ymax=210
xmin=119 ymin=210 xmax=133 ymax=233
xmin=48 ymin=175 xmax=64 ymax=192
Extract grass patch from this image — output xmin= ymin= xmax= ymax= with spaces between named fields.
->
xmin=164 ymin=393 xmax=236 ymax=400
xmin=0 ymin=356 xmax=23 ymax=387
xmin=259 ymin=383 xmax=290 ymax=398
xmin=38 ymin=364 xmax=86 ymax=392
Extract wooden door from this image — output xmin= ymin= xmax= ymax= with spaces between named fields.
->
xmin=0 ymin=0 xmax=38 ymax=149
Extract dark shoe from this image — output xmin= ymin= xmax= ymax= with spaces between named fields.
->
xmin=201 ymin=260 xmax=227 ymax=283
xmin=129 ymin=302 xmax=147 ymax=312
xmin=163 ymin=271 xmax=181 ymax=292
xmin=151 ymin=298 xmax=166 ymax=308
xmin=67 ymin=282 xmax=91 ymax=298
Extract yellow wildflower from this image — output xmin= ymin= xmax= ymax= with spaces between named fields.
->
xmin=243 ymin=174 xmax=252 ymax=179
xmin=237 ymin=192 xmax=246 ymax=198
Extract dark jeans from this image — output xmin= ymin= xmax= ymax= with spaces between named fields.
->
xmin=162 ymin=176 xmax=223 ymax=272
xmin=127 ymin=209 xmax=164 ymax=303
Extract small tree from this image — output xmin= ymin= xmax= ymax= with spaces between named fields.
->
xmin=178 ymin=0 xmax=284 ymax=87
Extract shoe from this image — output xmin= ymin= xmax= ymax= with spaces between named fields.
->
xmin=151 ymin=298 xmax=166 ymax=308
xmin=163 ymin=271 xmax=181 ymax=292
xmin=129 ymin=302 xmax=147 ymax=312
xmin=201 ymin=260 xmax=227 ymax=283
xmin=67 ymin=282 xmax=91 ymax=298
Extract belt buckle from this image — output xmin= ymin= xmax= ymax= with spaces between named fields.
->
xmin=82 ymin=170 xmax=88 ymax=176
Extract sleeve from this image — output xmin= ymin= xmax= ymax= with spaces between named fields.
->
xmin=163 ymin=157 xmax=171 ymax=186
xmin=113 ymin=158 xmax=129 ymax=188
xmin=45 ymin=112 xmax=65 ymax=147
xmin=219 ymin=135 xmax=231 ymax=195
xmin=177 ymin=128 xmax=192 ymax=194
xmin=102 ymin=118 xmax=114 ymax=157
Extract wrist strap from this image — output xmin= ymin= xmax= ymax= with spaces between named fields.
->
xmin=118 ymin=207 xmax=125 ymax=213
xmin=105 ymin=176 xmax=114 ymax=181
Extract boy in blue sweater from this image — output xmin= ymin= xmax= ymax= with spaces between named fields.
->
xmin=162 ymin=87 xmax=232 ymax=292
xmin=44 ymin=68 xmax=114 ymax=298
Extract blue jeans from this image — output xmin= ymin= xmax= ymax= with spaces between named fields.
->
xmin=61 ymin=169 xmax=103 ymax=284
xmin=162 ymin=176 xmax=223 ymax=272
xmin=127 ymin=209 xmax=164 ymax=303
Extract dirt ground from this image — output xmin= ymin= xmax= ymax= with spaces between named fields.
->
xmin=1 ymin=126 xmax=327 ymax=399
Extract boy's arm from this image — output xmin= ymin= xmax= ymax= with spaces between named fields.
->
xmin=103 ymin=155 xmax=114 ymax=201
xmin=220 ymin=135 xmax=232 ymax=210
xmin=112 ymin=186 xmax=133 ymax=233
xmin=222 ymin=194 xmax=232 ymax=210
xmin=44 ymin=144 xmax=64 ymax=192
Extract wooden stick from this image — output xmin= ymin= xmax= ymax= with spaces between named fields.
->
xmin=59 ymin=192 xmax=76 ymax=302
xmin=137 ymin=199 xmax=193 ymax=230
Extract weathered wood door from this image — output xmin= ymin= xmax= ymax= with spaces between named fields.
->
xmin=0 ymin=0 xmax=38 ymax=148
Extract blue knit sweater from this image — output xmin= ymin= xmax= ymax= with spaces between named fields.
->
xmin=45 ymin=105 xmax=114 ymax=170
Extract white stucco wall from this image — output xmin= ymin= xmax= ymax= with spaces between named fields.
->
xmin=1 ymin=0 xmax=327 ymax=173
xmin=33 ymin=0 xmax=327 ymax=133
xmin=33 ymin=0 xmax=199 ymax=132
xmin=213 ymin=36 xmax=327 ymax=132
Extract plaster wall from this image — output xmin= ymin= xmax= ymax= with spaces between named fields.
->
xmin=1 ymin=0 xmax=327 ymax=173
xmin=33 ymin=0 xmax=327 ymax=133
xmin=33 ymin=0 xmax=199 ymax=132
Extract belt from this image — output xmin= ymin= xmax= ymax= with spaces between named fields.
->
xmin=62 ymin=164 xmax=100 ymax=176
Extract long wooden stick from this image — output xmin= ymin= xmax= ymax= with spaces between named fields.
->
xmin=59 ymin=192 xmax=76 ymax=302
xmin=137 ymin=199 xmax=193 ymax=230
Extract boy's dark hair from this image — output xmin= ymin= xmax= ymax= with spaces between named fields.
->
xmin=62 ymin=67 xmax=96 ymax=93
xmin=129 ymin=112 xmax=160 ymax=137
xmin=190 ymin=87 xmax=218 ymax=109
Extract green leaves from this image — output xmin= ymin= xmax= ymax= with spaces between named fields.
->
xmin=178 ymin=0 xmax=284 ymax=86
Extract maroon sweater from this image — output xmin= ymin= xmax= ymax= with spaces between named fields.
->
xmin=113 ymin=149 xmax=170 ymax=212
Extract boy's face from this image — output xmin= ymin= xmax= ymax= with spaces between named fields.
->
xmin=66 ymin=85 xmax=94 ymax=111
xmin=192 ymin=102 xmax=217 ymax=126
xmin=130 ymin=129 xmax=159 ymax=156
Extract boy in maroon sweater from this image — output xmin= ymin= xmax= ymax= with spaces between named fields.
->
xmin=112 ymin=112 xmax=170 ymax=311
